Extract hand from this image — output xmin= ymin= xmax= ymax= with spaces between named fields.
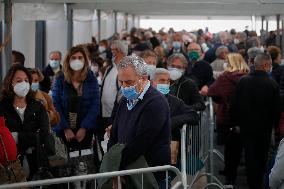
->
xmin=200 ymin=85 xmax=209 ymax=96
xmin=11 ymin=132 xmax=18 ymax=144
xmin=76 ymin=128 xmax=86 ymax=142
xmin=105 ymin=125 xmax=112 ymax=138
xmin=112 ymin=176 xmax=125 ymax=189
xmin=64 ymin=129 xmax=75 ymax=142
xmin=112 ymin=177 xmax=119 ymax=189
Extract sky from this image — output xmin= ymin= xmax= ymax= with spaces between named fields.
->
xmin=140 ymin=19 xmax=278 ymax=34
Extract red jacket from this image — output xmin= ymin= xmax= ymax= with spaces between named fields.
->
xmin=208 ymin=71 xmax=247 ymax=127
xmin=0 ymin=116 xmax=17 ymax=166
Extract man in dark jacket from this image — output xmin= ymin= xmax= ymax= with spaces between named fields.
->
xmin=108 ymin=55 xmax=171 ymax=186
xmin=231 ymin=53 xmax=281 ymax=189
xmin=151 ymin=68 xmax=199 ymax=141
xmin=186 ymin=42 xmax=214 ymax=96
xmin=167 ymin=53 xmax=205 ymax=111
xmin=40 ymin=51 xmax=62 ymax=93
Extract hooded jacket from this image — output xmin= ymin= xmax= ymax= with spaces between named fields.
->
xmin=208 ymin=71 xmax=247 ymax=127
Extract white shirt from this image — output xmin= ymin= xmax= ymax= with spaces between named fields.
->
xmin=101 ymin=64 xmax=118 ymax=117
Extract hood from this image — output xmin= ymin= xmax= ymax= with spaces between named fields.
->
xmin=221 ymin=71 xmax=247 ymax=84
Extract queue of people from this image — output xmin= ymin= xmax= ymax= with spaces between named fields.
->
xmin=1 ymin=26 xmax=284 ymax=189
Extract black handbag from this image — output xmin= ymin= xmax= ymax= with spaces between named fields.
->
xmin=32 ymin=131 xmax=54 ymax=183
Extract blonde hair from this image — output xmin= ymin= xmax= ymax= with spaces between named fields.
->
xmin=226 ymin=53 xmax=249 ymax=73
xmin=63 ymin=45 xmax=89 ymax=83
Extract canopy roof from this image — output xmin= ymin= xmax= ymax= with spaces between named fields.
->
xmin=12 ymin=0 xmax=284 ymax=17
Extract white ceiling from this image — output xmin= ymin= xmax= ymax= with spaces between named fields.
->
xmin=11 ymin=0 xmax=284 ymax=17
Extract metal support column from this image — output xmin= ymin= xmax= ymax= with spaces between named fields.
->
xmin=138 ymin=16 xmax=140 ymax=28
xmin=2 ymin=0 xmax=12 ymax=80
xmin=266 ymin=18 xmax=269 ymax=38
xmin=260 ymin=16 xmax=265 ymax=44
xmin=281 ymin=20 xmax=284 ymax=57
xmin=125 ymin=13 xmax=128 ymax=31
xmin=35 ymin=21 xmax=46 ymax=70
xmin=97 ymin=9 xmax=101 ymax=42
xmin=114 ymin=11 xmax=118 ymax=34
xmin=66 ymin=3 xmax=73 ymax=50
xmin=132 ymin=15 xmax=135 ymax=29
xmin=276 ymin=14 xmax=281 ymax=47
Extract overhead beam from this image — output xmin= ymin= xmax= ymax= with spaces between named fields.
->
xmin=2 ymin=0 xmax=12 ymax=80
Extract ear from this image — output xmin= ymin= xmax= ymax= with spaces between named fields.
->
xmin=141 ymin=75 xmax=149 ymax=81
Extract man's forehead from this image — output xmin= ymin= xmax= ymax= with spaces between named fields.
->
xmin=155 ymin=73 xmax=170 ymax=79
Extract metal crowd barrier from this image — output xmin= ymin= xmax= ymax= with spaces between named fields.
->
xmin=0 ymin=165 xmax=184 ymax=189
xmin=180 ymin=97 xmax=225 ymax=189
xmin=1 ymin=97 xmax=224 ymax=189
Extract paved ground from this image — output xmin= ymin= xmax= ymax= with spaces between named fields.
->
xmin=213 ymin=144 xmax=249 ymax=189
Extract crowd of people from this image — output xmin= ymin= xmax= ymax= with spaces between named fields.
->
xmin=0 ymin=26 xmax=284 ymax=189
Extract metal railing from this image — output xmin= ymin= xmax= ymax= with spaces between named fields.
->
xmin=0 ymin=165 xmax=184 ymax=189
xmin=0 ymin=97 xmax=224 ymax=189
xmin=180 ymin=97 xmax=225 ymax=189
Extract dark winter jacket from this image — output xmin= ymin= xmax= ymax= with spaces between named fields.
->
xmin=186 ymin=60 xmax=214 ymax=90
xmin=167 ymin=94 xmax=199 ymax=140
xmin=0 ymin=97 xmax=49 ymax=156
xmin=169 ymin=76 xmax=205 ymax=111
xmin=40 ymin=65 xmax=62 ymax=93
xmin=52 ymin=71 xmax=100 ymax=148
xmin=231 ymin=70 xmax=281 ymax=137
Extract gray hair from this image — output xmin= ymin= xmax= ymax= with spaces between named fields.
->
xmin=49 ymin=50 xmax=62 ymax=59
xmin=254 ymin=53 xmax=272 ymax=69
xmin=117 ymin=55 xmax=147 ymax=76
xmin=167 ymin=53 xmax=188 ymax=66
xmin=151 ymin=68 xmax=170 ymax=81
xmin=215 ymin=45 xmax=228 ymax=58
xmin=111 ymin=40 xmax=128 ymax=56
xmin=216 ymin=31 xmax=231 ymax=44
xmin=247 ymin=47 xmax=263 ymax=59
xmin=247 ymin=37 xmax=261 ymax=49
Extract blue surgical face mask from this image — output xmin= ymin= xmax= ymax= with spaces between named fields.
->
xmin=31 ymin=82 xmax=39 ymax=92
xmin=49 ymin=60 xmax=60 ymax=69
xmin=156 ymin=84 xmax=170 ymax=95
xmin=121 ymin=84 xmax=139 ymax=100
xmin=172 ymin=41 xmax=181 ymax=50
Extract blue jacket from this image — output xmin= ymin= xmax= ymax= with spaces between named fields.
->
xmin=52 ymin=70 xmax=100 ymax=134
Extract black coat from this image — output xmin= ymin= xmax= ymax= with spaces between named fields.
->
xmin=231 ymin=70 xmax=281 ymax=137
xmin=186 ymin=60 xmax=214 ymax=90
xmin=167 ymin=94 xmax=199 ymax=140
xmin=40 ymin=65 xmax=62 ymax=93
xmin=0 ymin=97 xmax=49 ymax=155
xmin=169 ymin=76 xmax=205 ymax=111
xmin=272 ymin=62 xmax=284 ymax=85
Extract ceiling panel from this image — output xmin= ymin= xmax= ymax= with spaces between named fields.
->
xmin=10 ymin=0 xmax=284 ymax=16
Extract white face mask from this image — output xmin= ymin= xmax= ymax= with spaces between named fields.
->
xmin=91 ymin=65 xmax=99 ymax=73
xmin=99 ymin=46 xmax=106 ymax=53
xmin=234 ymin=38 xmax=240 ymax=45
xmin=223 ymin=62 xmax=228 ymax=70
xmin=168 ymin=67 xmax=184 ymax=81
xmin=14 ymin=81 xmax=30 ymax=97
xmin=70 ymin=59 xmax=84 ymax=71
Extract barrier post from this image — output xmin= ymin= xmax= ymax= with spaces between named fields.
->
xmin=180 ymin=124 xmax=188 ymax=189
